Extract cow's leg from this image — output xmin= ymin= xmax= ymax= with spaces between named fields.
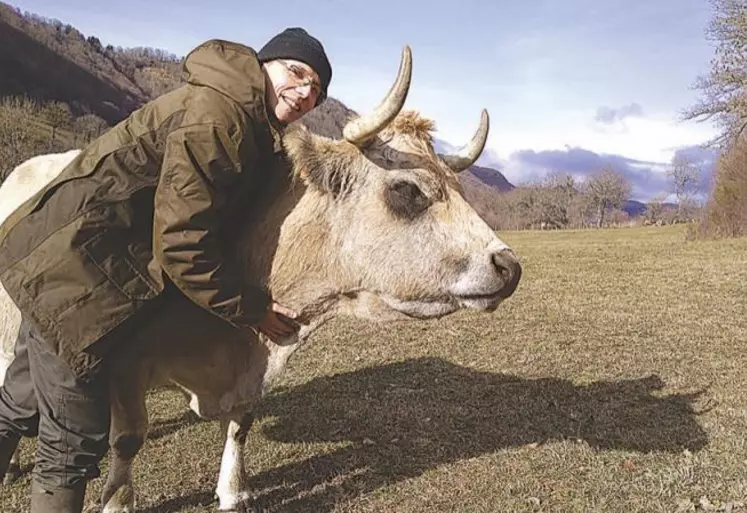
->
xmin=101 ymin=374 xmax=148 ymax=513
xmin=215 ymin=411 xmax=255 ymax=512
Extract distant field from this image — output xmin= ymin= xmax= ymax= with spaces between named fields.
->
xmin=1 ymin=225 xmax=746 ymax=512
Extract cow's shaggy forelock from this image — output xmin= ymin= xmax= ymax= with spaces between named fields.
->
xmin=381 ymin=110 xmax=436 ymax=145
xmin=285 ymin=110 xmax=461 ymax=202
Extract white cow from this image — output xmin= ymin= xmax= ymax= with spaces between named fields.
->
xmin=0 ymin=47 xmax=521 ymax=512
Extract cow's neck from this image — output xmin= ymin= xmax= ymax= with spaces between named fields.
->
xmin=239 ymin=172 xmax=362 ymax=338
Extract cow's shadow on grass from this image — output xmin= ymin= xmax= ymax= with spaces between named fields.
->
xmin=148 ymin=356 xmax=710 ymax=513
xmin=147 ymin=409 xmax=201 ymax=440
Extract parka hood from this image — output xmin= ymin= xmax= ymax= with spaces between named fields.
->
xmin=183 ymin=39 xmax=268 ymax=117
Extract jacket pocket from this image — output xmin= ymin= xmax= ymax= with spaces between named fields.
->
xmin=81 ymin=230 xmax=159 ymax=301
xmin=21 ymin=251 xmax=109 ymax=319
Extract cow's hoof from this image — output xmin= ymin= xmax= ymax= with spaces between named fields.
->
xmin=101 ymin=485 xmax=135 ymax=513
xmin=218 ymin=506 xmax=256 ymax=513
xmin=102 ymin=504 xmax=134 ymax=513
xmin=216 ymin=490 xmax=255 ymax=512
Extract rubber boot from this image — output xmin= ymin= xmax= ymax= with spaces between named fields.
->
xmin=30 ymin=480 xmax=86 ymax=513
xmin=0 ymin=434 xmax=21 ymax=484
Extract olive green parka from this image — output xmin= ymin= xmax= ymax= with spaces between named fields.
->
xmin=0 ymin=39 xmax=284 ymax=378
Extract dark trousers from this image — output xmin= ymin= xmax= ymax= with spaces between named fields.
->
xmin=0 ymin=317 xmax=110 ymax=489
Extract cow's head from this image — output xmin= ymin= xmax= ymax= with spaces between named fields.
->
xmin=259 ymin=46 xmax=522 ymax=323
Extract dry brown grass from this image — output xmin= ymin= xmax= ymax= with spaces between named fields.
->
xmin=2 ymin=225 xmax=746 ymax=512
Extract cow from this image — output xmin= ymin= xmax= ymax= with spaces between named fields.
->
xmin=0 ymin=46 xmax=522 ymax=512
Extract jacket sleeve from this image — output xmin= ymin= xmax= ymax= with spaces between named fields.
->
xmin=152 ymin=123 xmax=270 ymax=329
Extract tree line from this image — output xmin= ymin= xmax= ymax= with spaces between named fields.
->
xmin=0 ymin=95 xmax=109 ymax=181
xmin=684 ymin=0 xmax=747 ymax=238
xmin=479 ymin=163 xmax=702 ymax=232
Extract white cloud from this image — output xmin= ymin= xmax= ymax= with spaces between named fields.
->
xmin=484 ymin=110 xmax=716 ymax=164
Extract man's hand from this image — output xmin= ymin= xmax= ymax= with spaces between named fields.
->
xmin=256 ymin=302 xmax=300 ymax=343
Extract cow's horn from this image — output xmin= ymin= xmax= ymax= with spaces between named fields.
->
xmin=440 ymin=109 xmax=490 ymax=172
xmin=342 ymin=45 xmax=412 ymax=146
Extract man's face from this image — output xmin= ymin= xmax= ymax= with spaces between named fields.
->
xmin=264 ymin=59 xmax=322 ymax=124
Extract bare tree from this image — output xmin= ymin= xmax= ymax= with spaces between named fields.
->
xmin=682 ymin=0 xmax=747 ymax=147
xmin=607 ymin=208 xmax=630 ymax=227
xmin=583 ymin=167 xmax=632 ymax=228
xmin=486 ymin=172 xmax=604 ymax=230
xmin=644 ymin=194 xmax=668 ymax=225
xmin=538 ymin=172 xmax=581 ymax=229
xmin=40 ymin=101 xmax=73 ymax=145
xmin=568 ymin=193 xmax=596 ymax=228
xmin=0 ymin=97 xmax=44 ymax=181
xmin=667 ymin=155 xmax=702 ymax=220
xmin=74 ymin=113 xmax=109 ymax=143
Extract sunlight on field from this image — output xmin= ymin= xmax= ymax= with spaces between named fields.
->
xmin=2 ymin=225 xmax=746 ymax=513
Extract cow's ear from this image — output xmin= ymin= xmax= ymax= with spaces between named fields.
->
xmin=283 ymin=126 xmax=360 ymax=198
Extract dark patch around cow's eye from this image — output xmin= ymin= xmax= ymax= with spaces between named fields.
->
xmin=385 ymin=181 xmax=432 ymax=220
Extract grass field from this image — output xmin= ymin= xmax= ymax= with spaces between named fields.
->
xmin=1 ymin=225 xmax=746 ymax=512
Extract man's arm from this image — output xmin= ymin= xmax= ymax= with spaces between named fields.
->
xmin=152 ymin=123 xmax=270 ymax=329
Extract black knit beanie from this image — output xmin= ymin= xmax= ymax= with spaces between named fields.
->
xmin=257 ymin=27 xmax=332 ymax=102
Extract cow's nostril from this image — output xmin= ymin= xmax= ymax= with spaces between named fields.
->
xmin=493 ymin=259 xmax=510 ymax=281
xmin=492 ymin=249 xmax=522 ymax=297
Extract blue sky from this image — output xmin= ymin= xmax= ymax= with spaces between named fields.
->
xmin=7 ymin=0 xmax=721 ymax=200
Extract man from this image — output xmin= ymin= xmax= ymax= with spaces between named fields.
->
xmin=0 ymin=27 xmax=332 ymax=512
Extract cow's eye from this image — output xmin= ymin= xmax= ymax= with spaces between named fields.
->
xmin=385 ymin=181 xmax=432 ymax=220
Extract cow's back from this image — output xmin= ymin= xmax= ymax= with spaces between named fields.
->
xmin=0 ymin=150 xmax=80 ymax=373
xmin=0 ymin=150 xmax=81 ymax=223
